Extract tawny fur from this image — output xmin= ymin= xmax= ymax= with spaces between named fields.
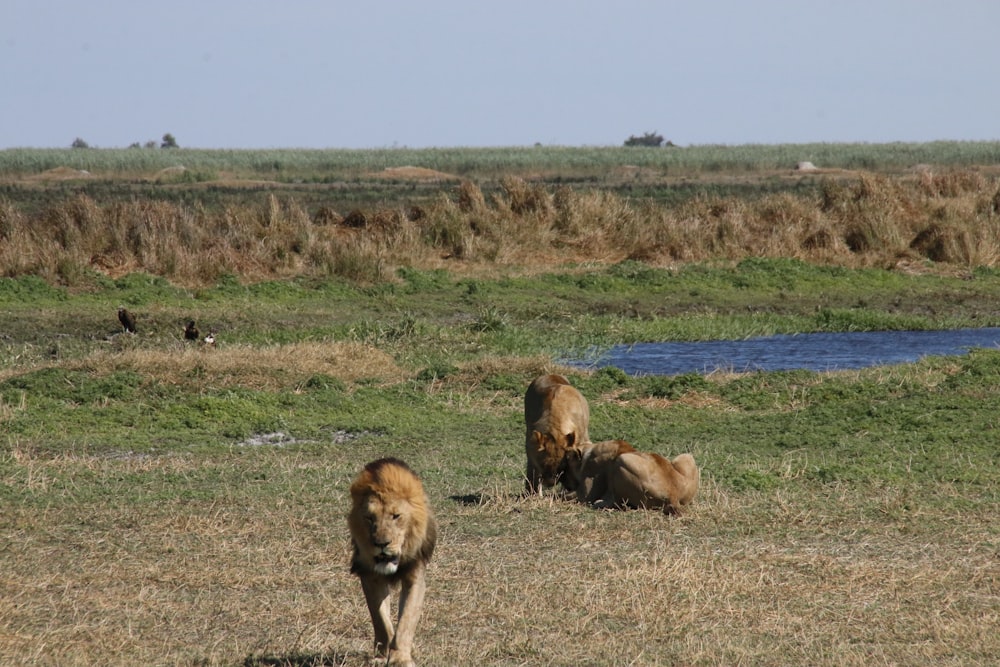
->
xmin=523 ymin=374 xmax=590 ymax=494
xmin=567 ymin=439 xmax=699 ymax=514
xmin=348 ymin=458 xmax=437 ymax=667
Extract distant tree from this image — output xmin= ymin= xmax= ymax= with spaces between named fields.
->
xmin=623 ymin=131 xmax=666 ymax=147
xmin=144 ymin=140 xmax=158 ymax=149
xmin=128 ymin=142 xmax=141 ymax=149
xmin=161 ymin=133 xmax=179 ymax=149
xmin=71 ymin=137 xmax=90 ymax=149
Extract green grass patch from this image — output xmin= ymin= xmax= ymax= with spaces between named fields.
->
xmin=5 ymin=142 xmax=1000 ymax=179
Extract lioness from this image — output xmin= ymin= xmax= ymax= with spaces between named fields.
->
xmin=523 ymin=373 xmax=590 ymax=494
xmin=566 ymin=439 xmax=700 ymax=514
xmin=348 ymin=457 xmax=437 ymax=667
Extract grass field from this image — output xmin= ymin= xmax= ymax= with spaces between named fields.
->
xmin=4 ymin=142 xmax=1000 ymax=180
xmin=1 ymin=145 xmax=998 ymax=666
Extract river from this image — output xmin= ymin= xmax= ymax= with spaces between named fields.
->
xmin=576 ymin=327 xmax=1000 ymax=376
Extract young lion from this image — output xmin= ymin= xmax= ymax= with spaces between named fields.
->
xmin=566 ymin=439 xmax=700 ymax=514
xmin=523 ymin=373 xmax=590 ymax=494
xmin=348 ymin=458 xmax=437 ymax=667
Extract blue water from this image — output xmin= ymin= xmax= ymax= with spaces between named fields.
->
xmin=579 ymin=328 xmax=1000 ymax=376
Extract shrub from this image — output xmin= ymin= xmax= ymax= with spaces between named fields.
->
xmin=624 ymin=131 xmax=665 ymax=147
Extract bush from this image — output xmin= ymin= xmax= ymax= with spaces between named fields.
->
xmin=624 ymin=131 xmax=666 ymax=147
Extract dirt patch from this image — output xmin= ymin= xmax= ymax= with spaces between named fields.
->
xmin=610 ymin=164 xmax=663 ymax=182
xmin=153 ymin=165 xmax=188 ymax=180
xmin=25 ymin=166 xmax=94 ymax=181
xmin=237 ymin=429 xmax=374 ymax=447
xmin=372 ymin=165 xmax=458 ymax=181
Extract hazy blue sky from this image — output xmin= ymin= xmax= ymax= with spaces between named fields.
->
xmin=3 ymin=1 xmax=998 ymax=149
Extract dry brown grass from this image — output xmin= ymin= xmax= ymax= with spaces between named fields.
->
xmin=0 ymin=342 xmax=406 ymax=392
xmin=5 ymin=170 xmax=1000 ymax=287
xmin=1 ymin=455 xmax=995 ymax=666
xmin=73 ymin=342 xmax=406 ymax=390
xmin=372 ymin=166 xmax=458 ymax=181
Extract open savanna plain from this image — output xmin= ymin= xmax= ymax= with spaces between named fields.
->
xmin=0 ymin=144 xmax=998 ymax=666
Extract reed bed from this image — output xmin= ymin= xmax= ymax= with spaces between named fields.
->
xmin=2 ymin=169 xmax=1000 ymax=287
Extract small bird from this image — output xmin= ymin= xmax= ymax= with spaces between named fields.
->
xmin=202 ymin=332 xmax=216 ymax=347
xmin=117 ymin=306 xmax=137 ymax=334
xmin=184 ymin=320 xmax=200 ymax=341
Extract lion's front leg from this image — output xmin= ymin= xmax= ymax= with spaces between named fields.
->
xmin=359 ymin=574 xmax=394 ymax=657
xmin=389 ymin=562 xmax=427 ymax=666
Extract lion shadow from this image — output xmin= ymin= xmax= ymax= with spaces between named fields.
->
xmin=449 ymin=492 xmax=486 ymax=505
xmin=450 ymin=491 xmax=563 ymax=507
xmin=242 ymin=649 xmax=359 ymax=667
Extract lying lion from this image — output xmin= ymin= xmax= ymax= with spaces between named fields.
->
xmin=348 ymin=457 xmax=437 ymax=667
xmin=523 ymin=373 xmax=590 ymax=494
xmin=566 ymin=439 xmax=700 ymax=514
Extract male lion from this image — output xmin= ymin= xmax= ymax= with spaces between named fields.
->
xmin=566 ymin=439 xmax=700 ymax=514
xmin=523 ymin=373 xmax=590 ymax=494
xmin=348 ymin=457 xmax=437 ymax=667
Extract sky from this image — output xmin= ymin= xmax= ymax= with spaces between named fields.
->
xmin=3 ymin=1 xmax=999 ymax=150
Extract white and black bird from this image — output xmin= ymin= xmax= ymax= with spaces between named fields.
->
xmin=117 ymin=306 xmax=137 ymax=334
xmin=202 ymin=332 xmax=216 ymax=347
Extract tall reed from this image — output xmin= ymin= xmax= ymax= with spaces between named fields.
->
xmin=2 ymin=169 xmax=1000 ymax=286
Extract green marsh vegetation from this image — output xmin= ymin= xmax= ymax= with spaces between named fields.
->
xmin=5 ymin=141 xmax=1000 ymax=178
xmin=1 ymin=144 xmax=998 ymax=665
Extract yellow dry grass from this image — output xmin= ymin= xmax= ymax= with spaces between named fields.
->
xmin=5 ymin=169 xmax=1000 ymax=287
xmin=69 ymin=341 xmax=408 ymax=390
xmin=372 ymin=166 xmax=458 ymax=181
xmin=1 ymin=458 xmax=996 ymax=666
xmin=21 ymin=166 xmax=95 ymax=182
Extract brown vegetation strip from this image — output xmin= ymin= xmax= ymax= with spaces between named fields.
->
xmin=70 ymin=342 xmax=407 ymax=390
xmin=3 ymin=170 xmax=1000 ymax=287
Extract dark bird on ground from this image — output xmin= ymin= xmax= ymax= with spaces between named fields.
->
xmin=184 ymin=320 xmax=200 ymax=341
xmin=117 ymin=306 xmax=137 ymax=334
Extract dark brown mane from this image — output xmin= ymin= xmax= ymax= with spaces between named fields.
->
xmin=364 ymin=457 xmax=414 ymax=483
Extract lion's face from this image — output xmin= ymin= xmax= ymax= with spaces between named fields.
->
xmin=348 ymin=458 xmax=436 ymax=580
xmin=530 ymin=430 xmax=578 ymax=489
xmin=353 ymin=493 xmax=416 ymax=576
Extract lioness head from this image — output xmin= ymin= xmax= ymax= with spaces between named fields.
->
xmin=348 ymin=458 xmax=436 ymax=578
xmin=530 ymin=430 xmax=579 ymax=490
